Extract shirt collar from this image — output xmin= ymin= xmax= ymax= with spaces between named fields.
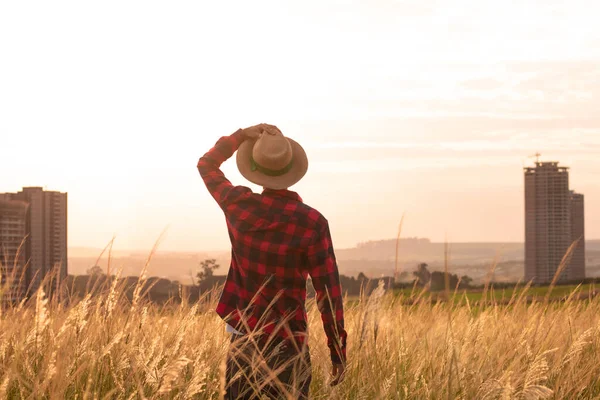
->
xmin=262 ymin=188 xmax=303 ymax=202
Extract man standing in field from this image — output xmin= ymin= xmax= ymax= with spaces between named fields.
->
xmin=197 ymin=124 xmax=347 ymax=399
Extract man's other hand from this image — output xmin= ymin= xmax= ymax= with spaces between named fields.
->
xmin=330 ymin=363 xmax=346 ymax=386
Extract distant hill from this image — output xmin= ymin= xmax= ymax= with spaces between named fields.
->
xmin=335 ymin=239 xmax=600 ymax=282
xmin=68 ymin=239 xmax=600 ymax=285
xmin=337 ymin=238 xmax=524 ymax=263
xmin=69 ymin=248 xmax=231 ymax=285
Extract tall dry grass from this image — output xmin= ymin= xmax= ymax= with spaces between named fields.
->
xmin=1 ymin=249 xmax=600 ymax=398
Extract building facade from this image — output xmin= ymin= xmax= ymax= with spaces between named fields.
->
xmin=0 ymin=199 xmax=28 ymax=304
xmin=1 ymin=187 xmax=68 ymax=299
xmin=569 ymin=191 xmax=586 ymax=281
xmin=524 ymin=162 xmax=585 ymax=284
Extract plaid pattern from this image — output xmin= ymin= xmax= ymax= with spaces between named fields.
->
xmin=197 ymin=130 xmax=347 ymax=364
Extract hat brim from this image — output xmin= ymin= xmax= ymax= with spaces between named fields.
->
xmin=236 ymin=137 xmax=308 ymax=190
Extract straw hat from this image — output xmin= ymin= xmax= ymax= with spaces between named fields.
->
xmin=236 ymin=128 xmax=308 ymax=190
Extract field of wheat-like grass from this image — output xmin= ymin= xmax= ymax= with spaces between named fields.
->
xmin=1 ymin=271 xmax=600 ymax=400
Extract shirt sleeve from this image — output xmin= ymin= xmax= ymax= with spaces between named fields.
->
xmin=197 ymin=130 xmax=252 ymax=209
xmin=307 ymin=221 xmax=348 ymax=365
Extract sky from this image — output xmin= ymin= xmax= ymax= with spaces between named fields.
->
xmin=1 ymin=0 xmax=599 ymax=252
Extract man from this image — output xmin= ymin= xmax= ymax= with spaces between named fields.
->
xmin=197 ymin=124 xmax=347 ymax=399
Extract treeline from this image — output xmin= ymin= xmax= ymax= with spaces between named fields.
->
xmin=65 ymin=268 xmax=598 ymax=306
xmin=64 ymin=273 xmax=388 ymax=305
xmin=66 ymin=262 xmax=472 ymax=306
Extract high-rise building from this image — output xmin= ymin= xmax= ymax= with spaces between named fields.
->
xmin=0 ymin=199 xmax=28 ymax=305
xmin=569 ymin=191 xmax=586 ymax=281
xmin=524 ymin=162 xmax=585 ymax=284
xmin=1 ymin=187 xmax=68 ymax=297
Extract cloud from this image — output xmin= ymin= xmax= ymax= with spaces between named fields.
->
xmin=366 ymin=61 xmax=600 ymax=120
xmin=304 ymin=127 xmax=600 ymax=172
xmin=459 ymin=78 xmax=506 ymax=91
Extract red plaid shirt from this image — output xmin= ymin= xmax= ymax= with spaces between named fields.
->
xmin=197 ymin=130 xmax=347 ymax=364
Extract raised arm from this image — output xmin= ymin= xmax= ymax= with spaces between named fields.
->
xmin=197 ymin=129 xmax=251 ymax=209
xmin=307 ymin=220 xmax=348 ymax=374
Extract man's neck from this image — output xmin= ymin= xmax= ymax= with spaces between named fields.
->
xmin=262 ymin=188 xmax=303 ymax=202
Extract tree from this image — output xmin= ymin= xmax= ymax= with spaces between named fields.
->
xmin=87 ymin=265 xmax=104 ymax=276
xmin=196 ymin=259 xmax=219 ymax=285
xmin=430 ymin=271 xmax=459 ymax=291
xmin=460 ymin=275 xmax=474 ymax=289
xmin=413 ymin=263 xmax=431 ymax=286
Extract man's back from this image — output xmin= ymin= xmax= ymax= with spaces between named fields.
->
xmin=219 ymin=188 xmax=328 ymax=339
xmin=197 ymin=128 xmax=347 ymax=365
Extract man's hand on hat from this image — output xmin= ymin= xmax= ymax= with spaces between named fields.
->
xmin=241 ymin=123 xmax=281 ymax=140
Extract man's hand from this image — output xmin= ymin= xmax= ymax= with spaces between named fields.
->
xmin=330 ymin=363 xmax=346 ymax=386
xmin=241 ymin=123 xmax=281 ymax=140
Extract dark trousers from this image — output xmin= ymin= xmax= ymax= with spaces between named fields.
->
xmin=225 ymin=334 xmax=312 ymax=399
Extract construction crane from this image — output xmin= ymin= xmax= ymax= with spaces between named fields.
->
xmin=529 ymin=152 xmax=541 ymax=163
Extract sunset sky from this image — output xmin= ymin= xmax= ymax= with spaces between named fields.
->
xmin=1 ymin=0 xmax=599 ymax=251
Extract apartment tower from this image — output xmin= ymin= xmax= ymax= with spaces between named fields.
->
xmin=2 ymin=187 xmax=68 ymax=297
xmin=0 ymin=199 xmax=28 ymax=304
xmin=569 ymin=191 xmax=586 ymax=281
xmin=524 ymin=161 xmax=585 ymax=284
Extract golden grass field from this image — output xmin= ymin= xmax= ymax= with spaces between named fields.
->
xmin=1 ymin=271 xmax=600 ymax=400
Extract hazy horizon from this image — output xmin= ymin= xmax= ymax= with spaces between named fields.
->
xmin=68 ymin=237 xmax=600 ymax=256
xmin=2 ymin=0 xmax=599 ymax=252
